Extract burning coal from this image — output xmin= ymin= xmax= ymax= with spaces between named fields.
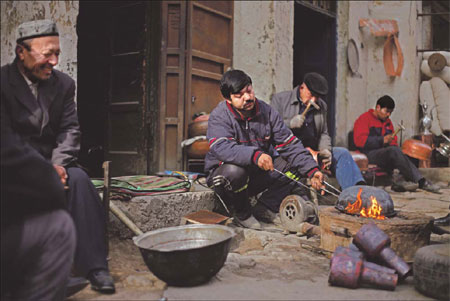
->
xmin=336 ymin=185 xmax=395 ymax=218
xmin=345 ymin=188 xmax=385 ymax=220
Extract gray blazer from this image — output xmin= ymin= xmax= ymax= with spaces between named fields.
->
xmin=1 ymin=61 xmax=80 ymax=167
xmin=271 ymin=86 xmax=332 ymax=152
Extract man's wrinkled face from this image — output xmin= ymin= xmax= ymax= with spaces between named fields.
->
xmin=17 ymin=36 xmax=60 ymax=82
xmin=227 ymin=84 xmax=255 ymax=111
xmin=299 ymin=83 xmax=316 ymax=104
xmin=375 ymin=105 xmax=393 ymax=121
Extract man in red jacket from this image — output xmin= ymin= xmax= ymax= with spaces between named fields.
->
xmin=353 ymin=95 xmax=439 ymax=193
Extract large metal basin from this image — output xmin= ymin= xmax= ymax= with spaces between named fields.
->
xmin=133 ymin=224 xmax=235 ymax=286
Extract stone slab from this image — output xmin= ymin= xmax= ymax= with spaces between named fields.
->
xmin=109 ymin=189 xmax=220 ymax=239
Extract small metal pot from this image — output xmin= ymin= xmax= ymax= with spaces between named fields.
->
xmin=133 ymin=224 xmax=235 ymax=286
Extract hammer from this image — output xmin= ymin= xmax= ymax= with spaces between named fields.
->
xmin=392 ymin=123 xmax=405 ymax=137
xmin=301 ymin=98 xmax=320 ymax=117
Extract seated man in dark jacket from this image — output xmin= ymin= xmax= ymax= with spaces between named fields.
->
xmin=272 ymin=72 xmax=366 ymax=191
xmin=1 ymin=96 xmax=76 ymax=300
xmin=353 ymin=95 xmax=439 ymax=193
xmin=1 ymin=19 xmax=114 ymax=293
xmin=205 ymin=70 xmax=324 ymax=228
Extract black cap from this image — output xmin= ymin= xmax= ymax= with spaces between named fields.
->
xmin=304 ymin=72 xmax=328 ymax=97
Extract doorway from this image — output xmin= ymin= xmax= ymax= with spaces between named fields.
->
xmin=293 ymin=1 xmax=337 ymax=143
xmin=77 ymin=1 xmax=160 ymax=177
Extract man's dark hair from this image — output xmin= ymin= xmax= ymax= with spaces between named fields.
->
xmin=376 ymin=95 xmax=395 ymax=110
xmin=220 ymin=69 xmax=252 ymax=99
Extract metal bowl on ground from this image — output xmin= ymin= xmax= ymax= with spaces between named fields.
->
xmin=133 ymin=224 xmax=235 ymax=286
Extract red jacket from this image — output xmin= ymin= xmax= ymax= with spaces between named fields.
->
xmin=353 ymin=109 xmax=398 ymax=154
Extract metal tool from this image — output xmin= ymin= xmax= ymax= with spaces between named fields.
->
xmin=273 ymin=168 xmax=340 ymax=198
xmin=324 ymin=180 xmax=341 ymax=195
xmin=279 ymin=194 xmax=319 ymax=233
xmin=301 ymin=99 xmax=320 ymax=118
xmin=392 ymin=123 xmax=405 ymax=137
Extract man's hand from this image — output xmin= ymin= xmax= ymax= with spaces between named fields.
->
xmin=383 ymin=134 xmax=394 ymax=145
xmin=53 ymin=164 xmax=67 ymax=186
xmin=257 ymin=153 xmax=274 ymax=171
xmin=319 ymin=149 xmax=332 ymax=169
xmin=310 ymin=171 xmax=325 ymax=192
xmin=290 ymin=114 xmax=305 ymax=129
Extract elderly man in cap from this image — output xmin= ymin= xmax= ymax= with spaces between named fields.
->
xmin=272 ymin=72 xmax=366 ymax=194
xmin=1 ymin=20 xmax=115 ymax=293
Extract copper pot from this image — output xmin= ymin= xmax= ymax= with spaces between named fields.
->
xmin=349 ymin=151 xmax=369 ymax=171
xmin=188 ymin=114 xmax=209 ymax=138
xmin=186 ymin=139 xmax=210 ymax=158
xmin=401 ymin=139 xmax=432 ymax=161
xmin=188 ymin=120 xmax=208 ymax=137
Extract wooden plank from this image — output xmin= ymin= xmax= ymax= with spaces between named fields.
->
xmin=192 ymin=68 xmax=223 ymax=81
xmin=192 ymin=49 xmax=231 ymax=64
xmin=193 ymin=2 xmax=232 ymax=19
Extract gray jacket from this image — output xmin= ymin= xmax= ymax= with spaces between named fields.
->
xmin=271 ymin=86 xmax=331 ymax=152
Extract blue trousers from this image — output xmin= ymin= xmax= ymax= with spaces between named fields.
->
xmin=330 ymin=147 xmax=365 ymax=190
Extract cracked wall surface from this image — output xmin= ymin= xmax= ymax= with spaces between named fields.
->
xmin=1 ymin=1 xmax=79 ymax=85
xmin=233 ymin=1 xmax=294 ymax=103
xmin=1 ymin=1 xmax=426 ymax=147
xmin=335 ymin=1 xmax=423 ymax=146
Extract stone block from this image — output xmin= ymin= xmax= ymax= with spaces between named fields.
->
xmin=108 ymin=190 xmax=219 ymax=239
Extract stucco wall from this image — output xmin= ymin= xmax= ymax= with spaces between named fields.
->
xmin=233 ymin=1 xmax=294 ymax=103
xmin=335 ymin=1 xmax=423 ymax=147
xmin=1 ymin=1 xmax=79 ymax=82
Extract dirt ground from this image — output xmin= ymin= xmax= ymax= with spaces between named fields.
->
xmin=69 ymin=184 xmax=450 ymax=301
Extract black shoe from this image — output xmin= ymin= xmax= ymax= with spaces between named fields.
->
xmin=420 ymin=179 xmax=440 ymax=193
xmin=88 ymin=269 xmax=115 ymax=294
xmin=252 ymin=202 xmax=280 ymax=225
xmin=66 ymin=276 xmax=89 ymax=297
xmin=391 ymin=180 xmax=418 ymax=192
xmin=434 ymin=213 xmax=450 ymax=226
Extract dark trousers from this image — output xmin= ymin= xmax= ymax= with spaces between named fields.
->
xmin=207 ymin=157 xmax=299 ymax=217
xmin=66 ymin=167 xmax=108 ymax=277
xmin=366 ymin=146 xmax=423 ymax=183
xmin=1 ymin=210 xmax=76 ymax=300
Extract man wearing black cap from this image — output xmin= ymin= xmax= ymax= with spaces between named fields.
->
xmin=1 ymin=20 xmax=115 ymax=294
xmin=272 ymin=72 xmax=366 ymax=193
xmin=354 ymin=95 xmax=440 ymax=193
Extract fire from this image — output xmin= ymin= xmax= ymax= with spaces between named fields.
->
xmin=345 ymin=188 xmax=386 ymax=220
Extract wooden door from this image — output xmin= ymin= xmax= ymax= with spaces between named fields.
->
xmin=77 ymin=1 xmax=159 ymax=177
xmin=106 ymin=1 xmax=148 ymax=175
xmin=159 ymin=1 xmax=233 ymax=171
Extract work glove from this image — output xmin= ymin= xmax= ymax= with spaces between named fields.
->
xmin=290 ymin=114 xmax=305 ymax=129
xmin=212 ymin=175 xmax=232 ymax=191
xmin=319 ymin=149 xmax=332 ymax=169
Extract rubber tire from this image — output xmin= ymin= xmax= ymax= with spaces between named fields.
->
xmin=413 ymin=244 xmax=450 ymax=300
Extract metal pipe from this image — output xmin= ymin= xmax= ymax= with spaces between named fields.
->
xmin=109 ymin=202 xmax=144 ymax=236
xmin=417 ymin=48 xmax=450 ymax=52
xmin=417 ymin=12 xmax=450 ymax=16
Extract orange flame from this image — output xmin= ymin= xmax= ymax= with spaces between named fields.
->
xmin=344 ymin=188 xmax=386 ymax=220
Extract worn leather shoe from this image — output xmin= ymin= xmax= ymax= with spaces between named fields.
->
xmin=235 ymin=215 xmax=261 ymax=229
xmin=88 ymin=269 xmax=115 ymax=294
xmin=66 ymin=276 xmax=89 ymax=297
xmin=252 ymin=202 xmax=281 ymax=225
xmin=420 ymin=179 xmax=440 ymax=193
xmin=434 ymin=213 xmax=450 ymax=226
xmin=391 ymin=180 xmax=418 ymax=192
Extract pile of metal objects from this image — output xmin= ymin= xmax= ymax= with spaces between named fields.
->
xmin=328 ymin=223 xmax=411 ymax=291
